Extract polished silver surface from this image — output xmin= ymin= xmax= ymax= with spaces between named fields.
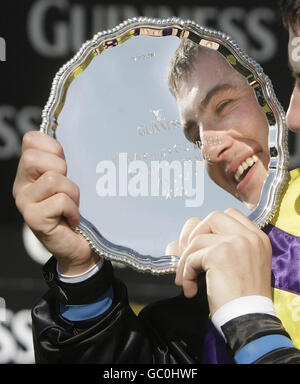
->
xmin=40 ymin=17 xmax=289 ymax=275
xmin=77 ymin=215 xmax=180 ymax=274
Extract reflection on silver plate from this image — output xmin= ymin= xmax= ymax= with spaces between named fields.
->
xmin=40 ymin=17 xmax=289 ymax=274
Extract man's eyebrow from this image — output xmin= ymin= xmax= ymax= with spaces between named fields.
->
xmin=182 ymin=83 xmax=237 ymax=141
xmin=201 ymin=83 xmax=237 ymax=109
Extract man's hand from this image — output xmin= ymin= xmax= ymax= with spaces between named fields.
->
xmin=13 ymin=131 xmax=99 ymax=275
xmin=166 ymin=209 xmax=272 ymax=315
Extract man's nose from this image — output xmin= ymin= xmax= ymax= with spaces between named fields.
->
xmin=200 ymin=131 xmax=234 ymax=163
xmin=286 ymin=87 xmax=300 ymax=133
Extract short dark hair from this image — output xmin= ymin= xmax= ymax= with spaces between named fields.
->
xmin=167 ymin=38 xmax=202 ymax=98
xmin=280 ymin=0 xmax=300 ymax=31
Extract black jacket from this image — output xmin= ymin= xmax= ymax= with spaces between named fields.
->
xmin=31 ymin=258 xmax=300 ymax=364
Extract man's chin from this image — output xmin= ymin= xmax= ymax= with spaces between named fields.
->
xmin=236 ymin=162 xmax=268 ymax=211
xmin=209 ymin=171 xmax=265 ymax=212
xmin=238 ymin=184 xmax=263 ymax=211
xmin=243 ymin=198 xmax=259 ymax=212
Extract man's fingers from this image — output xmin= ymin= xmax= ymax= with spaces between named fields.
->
xmin=13 ymin=130 xmax=67 ymax=198
xmin=175 ymin=234 xmax=225 ymax=286
xmin=175 ymin=209 xmax=271 ymax=293
xmin=224 ymin=208 xmax=271 ymax=250
xmin=178 ymin=217 xmax=201 ymax=253
xmin=22 ymin=131 xmax=65 ymax=159
xmin=24 ymin=193 xmax=80 ymax=233
xmin=21 ymin=149 xmax=67 ymax=181
xmin=187 ymin=210 xmax=251 ymax=245
xmin=224 ymin=208 xmax=259 ymax=232
xmin=42 ymin=193 xmax=80 ymax=229
xmin=17 ymin=171 xmax=80 ymax=213
xmin=13 ymin=149 xmax=68 ymax=199
xmin=181 ymin=249 xmax=206 ymax=298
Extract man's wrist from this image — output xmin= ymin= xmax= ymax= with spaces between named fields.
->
xmin=57 ymin=257 xmax=104 ymax=283
xmin=56 ymin=250 xmax=100 ymax=276
xmin=211 ymin=295 xmax=276 ymax=339
xmin=221 ymin=313 xmax=294 ymax=363
xmin=42 ymin=256 xmax=114 ymax=305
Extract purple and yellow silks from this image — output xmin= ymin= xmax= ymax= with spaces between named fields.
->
xmin=202 ymin=168 xmax=300 ymax=363
xmin=267 ymin=168 xmax=300 ymax=349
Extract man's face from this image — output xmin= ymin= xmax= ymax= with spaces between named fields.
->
xmin=176 ymin=49 xmax=270 ymax=210
xmin=287 ymin=23 xmax=300 ymax=133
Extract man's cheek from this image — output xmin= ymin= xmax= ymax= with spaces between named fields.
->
xmin=207 ymin=165 xmax=229 ymax=191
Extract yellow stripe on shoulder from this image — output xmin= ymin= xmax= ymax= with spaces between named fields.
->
xmin=270 ymin=168 xmax=300 ymax=236
xmin=273 ymin=287 xmax=300 ymax=349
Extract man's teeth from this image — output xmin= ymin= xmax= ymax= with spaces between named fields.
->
xmin=234 ymin=155 xmax=258 ymax=183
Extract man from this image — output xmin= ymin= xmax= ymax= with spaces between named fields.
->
xmin=12 ymin=1 xmax=300 ymax=363
xmin=285 ymin=1 xmax=300 ymax=131
xmin=168 ymin=0 xmax=300 ymax=363
xmin=168 ymin=41 xmax=270 ymax=211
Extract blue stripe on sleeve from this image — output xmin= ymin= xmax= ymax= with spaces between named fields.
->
xmin=60 ymin=286 xmax=114 ymax=321
xmin=235 ymin=334 xmax=297 ymax=364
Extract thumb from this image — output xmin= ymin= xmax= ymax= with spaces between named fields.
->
xmin=182 ymin=249 xmax=207 ymax=298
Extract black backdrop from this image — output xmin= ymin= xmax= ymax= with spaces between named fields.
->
xmin=0 ymin=0 xmax=299 ymax=363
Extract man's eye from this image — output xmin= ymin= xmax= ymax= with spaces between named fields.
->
xmin=216 ymin=99 xmax=233 ymax=114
